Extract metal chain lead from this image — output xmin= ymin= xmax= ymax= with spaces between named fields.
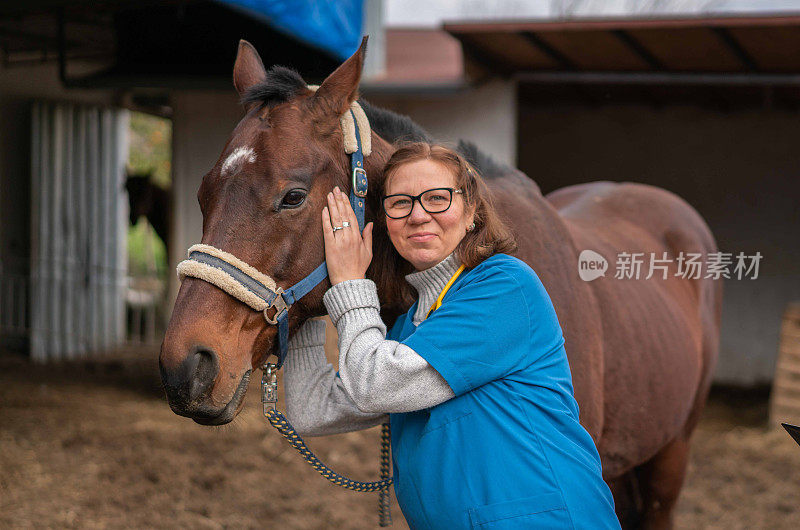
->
xmin=261 ymin=364 xmax=394 ymax=525
xmin=378 ymin=422 xmax=393 ymax=527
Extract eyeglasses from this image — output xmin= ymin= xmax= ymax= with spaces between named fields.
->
xmin=382 ymin=187 xmax=463 ymax=219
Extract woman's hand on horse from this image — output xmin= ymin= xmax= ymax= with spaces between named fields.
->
xmin=322 ymin=186 xmax=374 ymax=286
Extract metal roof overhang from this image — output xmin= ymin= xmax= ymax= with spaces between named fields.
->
xmin=444 ymin=14 xmax=800 ymax=106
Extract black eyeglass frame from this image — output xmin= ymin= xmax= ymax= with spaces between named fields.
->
xmin=382 ymin=187 xmax=463 ymax=219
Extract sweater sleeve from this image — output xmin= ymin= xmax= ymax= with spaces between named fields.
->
xmin=322 ymin=279 xmax=456 ymax=414
xmin=282 ymin=318 xmax=388 ymax=436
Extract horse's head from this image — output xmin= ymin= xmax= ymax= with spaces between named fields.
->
xmin=159 ymin=37 xmax=385 ymax=425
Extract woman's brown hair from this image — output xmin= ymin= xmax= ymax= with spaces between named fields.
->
xmin=370 ymin=142 xmax=517 ymax=312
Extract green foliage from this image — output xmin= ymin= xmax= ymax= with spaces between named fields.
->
xmin=128 ymin=112 xmax=171 ymax=188
xmin=127 ymin=218 xmax=167 ymax=278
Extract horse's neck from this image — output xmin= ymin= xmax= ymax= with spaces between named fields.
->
xmin=364 ymin=134 xmax=392 ymax=188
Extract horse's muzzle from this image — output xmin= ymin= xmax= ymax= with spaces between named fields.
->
xmin=159 ymin=345 xmax=238 ymax=425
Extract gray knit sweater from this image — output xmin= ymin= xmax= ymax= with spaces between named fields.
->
xmin=283 ymin=253 xmax=460 ymax=436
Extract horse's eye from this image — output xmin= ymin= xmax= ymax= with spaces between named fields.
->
xmin=281 ymin=189 xmax=307 ymax=208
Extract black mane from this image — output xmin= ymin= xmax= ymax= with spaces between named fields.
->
xmin=453 ymin=139 xmax=510 ymax=181
xmin=240 ymin=68 xmax=511 ymax=179
xmin=240 ymin=66 xmax=308 ymax=109
xmin=358 ymin=100 xmax=431 ymax=144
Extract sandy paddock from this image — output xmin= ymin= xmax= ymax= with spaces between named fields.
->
xmin=1 ymin=352 xmax=799 ymax=529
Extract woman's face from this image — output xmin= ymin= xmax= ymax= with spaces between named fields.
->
xmin=384 ymin=159 xmax=475 ymax=271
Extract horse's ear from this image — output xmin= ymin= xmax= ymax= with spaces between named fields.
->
xmin=313 ymin=36 xmax=368 ymax=116
xmin=233 ymin=40 xmax=266 ymax=99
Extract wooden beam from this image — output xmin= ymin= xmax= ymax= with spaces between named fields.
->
xmin=458 ymin=37 xmax=516 ymax=77
xmin=712 ymin=27 xmax=758 ymax=72
xmin=612 ymin=29 xmax=663 ymax=70
xmin=518 ymin=31 xmax=576 ymax=70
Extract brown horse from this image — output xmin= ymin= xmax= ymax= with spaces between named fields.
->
xmin=159 ymin=38 xmax=721 ymax=529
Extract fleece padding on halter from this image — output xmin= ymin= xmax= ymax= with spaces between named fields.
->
xmin=339 ymin=102 xmax=372 ymax=156
xmin=176 ymin=244 xmax=278 ymax=312
xmin=177 ymin=241 xmax=329 ymax=368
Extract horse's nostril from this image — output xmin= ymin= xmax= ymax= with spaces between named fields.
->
xmin=189 ymin=347 xmax=219 ymax=402
xmin=160 ymin=344 xmax=220 ymax=407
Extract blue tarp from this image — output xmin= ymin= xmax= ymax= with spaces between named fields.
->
xmin=217 ymin=0 xmax=364 ymax=60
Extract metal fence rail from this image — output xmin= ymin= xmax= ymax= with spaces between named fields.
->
xmin=1 ymin=267 xmax=168 ymax=350
xmin=125 ymin=274 xmax=166 ymax=347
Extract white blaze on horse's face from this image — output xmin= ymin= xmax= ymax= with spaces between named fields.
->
xmin=220 ymin=146 xmax=257 ymax=177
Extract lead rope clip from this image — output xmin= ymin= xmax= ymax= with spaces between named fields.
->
xmin=261 ymin=363 xmax=278 ymax=414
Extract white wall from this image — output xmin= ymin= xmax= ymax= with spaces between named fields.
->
xmin=384 ymin=0 xmax=787 ymax=27
xmin=368 ymin=80 xmax=517 ymax=167
xmin=362 ymin=0 xmax=386 ymax=80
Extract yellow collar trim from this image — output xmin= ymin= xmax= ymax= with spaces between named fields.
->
xmin=424 ymin=264 xmax=466 ymax=320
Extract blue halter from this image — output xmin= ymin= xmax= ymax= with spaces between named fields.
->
xmin=184 ymin=109 xmax=368 ymax=369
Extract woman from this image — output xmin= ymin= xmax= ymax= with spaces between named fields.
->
xmin=284 ymin=143 xmax=619 ymax=529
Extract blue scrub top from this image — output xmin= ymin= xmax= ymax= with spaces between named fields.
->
xmin=387 ymin=254 xmax=619 ymax=529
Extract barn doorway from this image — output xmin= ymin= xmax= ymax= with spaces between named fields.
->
xmin=124 ymin=112 xmax=172 ymax=348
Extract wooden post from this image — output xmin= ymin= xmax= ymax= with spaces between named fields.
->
xmin=769 ymin=301 xmax=800 ymax=427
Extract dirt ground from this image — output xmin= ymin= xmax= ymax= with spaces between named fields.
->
xmin=1 ymin=351 xmax=799 ymax=529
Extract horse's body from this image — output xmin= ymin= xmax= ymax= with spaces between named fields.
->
xmin=159 ymin=39 xmax=721 ymax=529
xmin=485 ymin=171 xmax=721 ymax=526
